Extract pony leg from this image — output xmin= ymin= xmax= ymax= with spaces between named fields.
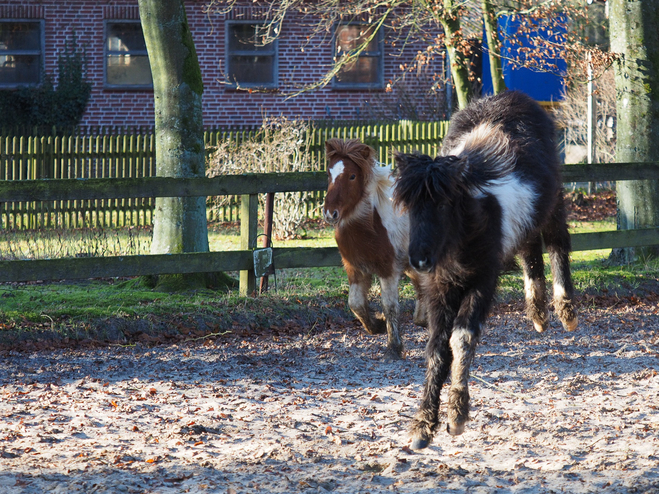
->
xmin=446 ymin=282 xmax=493 ymax=436
xmin=410 ymin=302 xmax=454 ymax=449
xmin=379 ymin=274 xmax=404 ymax=359
xmin=542 ymin=192 xmax=578 ymax=331
xmin=447 ymin=327 xmax=477 ymax=436
xmin=519 ymin=235 xmax=549 ymax=333
xmin=347 ymin=271 xmax=386 ymax=335
xmin=407 ymin=270 xmax=428 ymax=327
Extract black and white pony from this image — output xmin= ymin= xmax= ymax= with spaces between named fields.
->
xmin=393 ymin=90 xmax=578 ymax=449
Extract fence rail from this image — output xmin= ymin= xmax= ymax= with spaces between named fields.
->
xmin=0 ymin=122 xmax=450 ymax=229
xmin=1 ymin=162 xmax=659 ymax=295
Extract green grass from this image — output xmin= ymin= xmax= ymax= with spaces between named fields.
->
xmin=0 ymin=221 xmax=354 ymax=343
xmin=0 ymin=269 xmax=350 ymax=324
xmin=568 ymin=217 xmax=616 ymax=234
xmin=1 ymin=217 xmax=658 ymax=346
xmin=1 ymin=222 xmax=337 ymax=260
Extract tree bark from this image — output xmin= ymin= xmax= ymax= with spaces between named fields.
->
xmin=437 ymin=0 xmax=473 ymax=109
xmin=481 ymin=0 xmax=506 ymax=95
xmin=610 ymin=0 xmax=659 ymax=261
xmin=139 ymin=0 xmax=210 ymax=290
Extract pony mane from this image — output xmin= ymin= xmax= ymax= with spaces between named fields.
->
xmin=393 ymin=152 xmax=465 ymax=208
xmin=369 ymin=164 xmax=394 ymax=210
xmin=441 ymin=123 xmax=517 ymax=177
xmin=325 ymin=138 xmax=376 ymax=183
xmin=394 ymin=143 xmax=515 ymax=209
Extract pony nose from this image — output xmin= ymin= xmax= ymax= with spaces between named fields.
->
xmin=324 ymin=209 xmax=340 ymax=224
xmin=410 ymin=254 xmax=434 ymax=272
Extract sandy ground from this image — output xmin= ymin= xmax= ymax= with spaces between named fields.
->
xmin=0 ymin=300 xmax=658 ymax=494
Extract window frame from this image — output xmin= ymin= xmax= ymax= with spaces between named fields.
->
xmin=0 ymin=19 xmax=45 ymax=88
xmin=103 ymin=19 xmax=153 ymax=90
xmin=225 ymin=20 xmax=278 ymax=89
xmin=332 ymin=23 xmax=384 ymax=90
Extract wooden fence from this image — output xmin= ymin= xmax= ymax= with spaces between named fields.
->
xmin=0 ymin=121 xmax=449 ymax=229
xmin=1 ymin=161 xmax=659 ymax=296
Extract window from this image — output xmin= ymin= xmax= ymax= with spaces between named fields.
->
xmin=333 ymin=24 xmax=383 ymax=89
xmin=0 ymin=20 xmax=43 ymax=87
xmin=226 ymin=22 xmax=277 ymax=88
xmin=105 ymin=21 xmax=152 ymax=88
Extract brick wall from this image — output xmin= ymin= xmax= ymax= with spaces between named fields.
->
xmin=1 ymin=1 xmax=446 ymax=127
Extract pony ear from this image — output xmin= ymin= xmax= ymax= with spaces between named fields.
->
xmin=360 ymin=142 xmax=376 ymax=162
xmin=325 ymin=139 xmax=338 ymax=158
xmin=394 ymin=152 xmax=410 ymax=172
xmin=423 ymin=155 xmax=468 ymax=200
xmin=442 ymin=155 xmax=469 ymax=177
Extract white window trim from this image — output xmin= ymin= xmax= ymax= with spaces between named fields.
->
xmin=103 ymin=19 xmax=153 ymax=90
xmin=0 ymin=19 xmax=44 ymax=88
xmin=225 ymin=20 xmax=278 ymax=89
xmin=332 ymin=23 xmax=384 ymax=90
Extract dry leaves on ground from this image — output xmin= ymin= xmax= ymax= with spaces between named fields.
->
xmin=0 ymin=299 xmax=658 ymax=493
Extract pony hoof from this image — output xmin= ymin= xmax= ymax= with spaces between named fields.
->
xmin=533 ymin=321 xmax=547 ymax=333
xmin=384 ymin=346 xmax=405 ymax=361
xmin=447 ymin=422 xmax=466 ymax=436
xmin=563 ymin=317 xmax=578 ymax=332
xmin=413 ymin=312 xmax=428 ymax=328
xmin=410 ymin=436 xmax=431 ymax=450
xmin=363 ymin=318 xmax=387 ymax=335
xmin=413 ymin=317 xmax=428 ymax=328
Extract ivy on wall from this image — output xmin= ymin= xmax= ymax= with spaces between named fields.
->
xmin=0 ymin=32 xmax=92 ymax=131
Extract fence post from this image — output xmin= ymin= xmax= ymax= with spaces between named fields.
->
xmin=239 ymin=193 xmax=258 ymax=296
xmin=260 ymin=192 xmax=275 ymax=293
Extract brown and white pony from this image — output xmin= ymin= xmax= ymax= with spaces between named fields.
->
xmin=323 ymin=138 xmax=427 ymax=360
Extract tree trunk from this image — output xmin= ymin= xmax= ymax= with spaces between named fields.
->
xmin=481 ymin=0 xmax=506 ymax=95
xmin=610 ymin=0 xmax=659 ymax=262
xmin=139 ymin=0 xmax=210 ymax=290
xmin=436 ymin=0 xmax=473 ymax=109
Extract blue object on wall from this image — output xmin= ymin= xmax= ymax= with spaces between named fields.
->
xmin=481 ymin=14 xmax=567 ymax=103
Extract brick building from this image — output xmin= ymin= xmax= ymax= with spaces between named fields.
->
xmin=0 ymin=1 xmax=447 ymax=127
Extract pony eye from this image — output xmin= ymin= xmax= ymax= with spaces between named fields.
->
xmin=349 ymin=174 xmax=356 ymax=180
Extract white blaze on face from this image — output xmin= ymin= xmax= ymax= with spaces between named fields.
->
xmin=329 ymin=160 xmax=345 ymax=185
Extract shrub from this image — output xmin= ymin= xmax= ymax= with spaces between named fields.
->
xmin=0 ymin=31 xmax=91 ymax=130
xmin=554 ymin=68 xmax=616 ymax=164
xmin=206 ymin=117 xmax=319 ymax=239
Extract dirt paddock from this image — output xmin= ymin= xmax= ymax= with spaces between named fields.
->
xmin=0 ymin=300 xmax=658 ymax=493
